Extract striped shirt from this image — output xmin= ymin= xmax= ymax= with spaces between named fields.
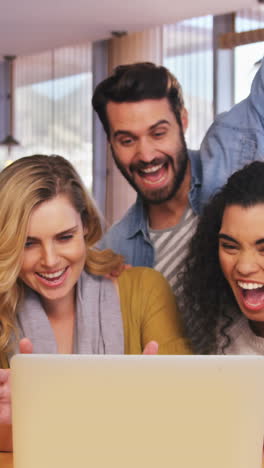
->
xmin=148 ymin=206 xmax=198 ymax=296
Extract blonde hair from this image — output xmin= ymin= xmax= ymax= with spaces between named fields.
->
xmin=0 ymin=154 xmax=123 ymax=353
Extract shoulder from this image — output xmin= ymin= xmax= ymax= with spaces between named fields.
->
xmin=118 ymin=268 xmax=192 ymax=355
xmin=118 ymin=266 xmax=169 ymax=290
xmin=203 ymin=59 xmax=264 ymax=145
xmin=108 ymin=202 xmax=140 ymax=234
xmin=98 ymin=202 xmax=139 ymax=249
xmin=117 ymin=267 xmax=175 ymax=310
xmin=117 ymin=267 xmax=175 ymax=322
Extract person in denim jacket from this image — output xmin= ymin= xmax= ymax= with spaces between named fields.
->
xmin=92 ymin=60 xmax=264 ymax=294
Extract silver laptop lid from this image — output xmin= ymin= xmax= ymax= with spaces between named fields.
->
xmin=11 ymin=354 xmax=264 ymax=468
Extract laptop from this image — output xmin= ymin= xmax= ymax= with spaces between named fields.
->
xmin=11 ymin=354 xmax=264 ymax=468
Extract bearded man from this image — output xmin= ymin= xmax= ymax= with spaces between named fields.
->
xmin=92 ymin=60 xmax=264 ymax=295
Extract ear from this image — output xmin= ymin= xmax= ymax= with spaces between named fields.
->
xmin=180 ymin=108 xmax=188 ymax=133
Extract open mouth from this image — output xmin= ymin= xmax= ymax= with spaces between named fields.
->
xmin=237 ymin=280 xmax=264 ymax=310
xmin=35 ymin=267 xmax=68 ymax=285
xmin=136 ymin=161 xmax=168 ymax=185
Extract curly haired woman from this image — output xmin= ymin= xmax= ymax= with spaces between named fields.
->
xmin=181 ymin=160 xmax=264 ymax=355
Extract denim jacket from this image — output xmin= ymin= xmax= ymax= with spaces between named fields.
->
xmin=99 ymin=59 xmax=264 ymax=267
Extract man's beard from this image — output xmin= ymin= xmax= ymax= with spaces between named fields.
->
xmin=111 ymin=135 xmax=189 ymax=205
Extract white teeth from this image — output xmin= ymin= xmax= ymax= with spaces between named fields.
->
xmin=237 ymin=281 xmax=264 ymax=290
xmin=38 ymin=268 xmax=66 ymax=280
xmin=141 ymin=164 xmax=163 ymax=174
xmin=143 ymin=176 xmax=166 ymax=185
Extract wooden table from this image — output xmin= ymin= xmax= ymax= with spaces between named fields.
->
xmin=0 ymin=453 xmax=12 ymax=468
xmin=1 ymin=452 xmax=264 ymax=468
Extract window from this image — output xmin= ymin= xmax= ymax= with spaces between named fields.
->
xmin=234 ymin=9 xmax=264 ymax=103
xmin=163 ymin=16 xmax=214 ymax=149
xmin=1 ymin=44 xmax=93 ymax=190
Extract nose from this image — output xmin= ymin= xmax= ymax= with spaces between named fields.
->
xmin=40 ymin=243 xmax=60 ymax=269
xmin=135 ymin=137 xmax=156 ymax=162
xmin=234 ymin=251 xmax=260 ymax=277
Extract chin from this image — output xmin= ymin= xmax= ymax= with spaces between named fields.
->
xmin=140 ymin=186 xmax=173 ymax=204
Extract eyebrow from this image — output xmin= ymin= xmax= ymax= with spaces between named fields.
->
xmin=218 ymin=234 xmax=239 ymax=244
xmin=26 ymin=225 xmax=79 ymax=241
xmin=150 ymin=119 xmax=171 ymax=130
xmin=113 ymin=119 xmax=171 ymax=139
xmin=256 ymin=238 xmax=264 ymax=245
xmin=218 ymin=233 xmax=264 ymax=246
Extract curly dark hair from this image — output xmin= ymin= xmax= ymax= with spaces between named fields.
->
xmin=92 ymin=62 xmax=184 ymax=138
xmin=180 ymin=161 xmax=264 ymax=354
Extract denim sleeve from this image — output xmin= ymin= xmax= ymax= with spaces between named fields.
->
xmin=199 ymin=57 xmax=264 ymax=209
xmin=249 ymin=56 xmax=264 ymax=121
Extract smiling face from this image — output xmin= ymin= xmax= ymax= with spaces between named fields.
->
xmin=107 ymin=98 xmax=189 ymax=204
xmin=218 ymin=204 xmax=264 ymax=324
xmin=19 ymin=194 xmax=87 ymax=310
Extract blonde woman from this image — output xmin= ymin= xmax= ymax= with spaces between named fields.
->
xmin=0 ymin=154 xmax=190 ymax=451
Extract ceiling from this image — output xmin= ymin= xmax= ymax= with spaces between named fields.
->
xmin=0 ymin=0 xmax=258 ymax=57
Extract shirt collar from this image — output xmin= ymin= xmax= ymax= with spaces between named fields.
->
xmin=126 ymin=195 xmax=148 ymax=239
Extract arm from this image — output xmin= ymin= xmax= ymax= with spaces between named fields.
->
xmin=0 ymin=369 xmax=12 ymax=452
xmin=0 ymin=338 xmax=33 ymax=452
xmin=248 ymin=57 xmax=264 ymax=119
xmin=199 ymin=57 xmax=264 ymax=208
xmin=139 ymin=269 xmax=192 ymax=354
xmin=118 ymin=267 xmax=192 ymax=355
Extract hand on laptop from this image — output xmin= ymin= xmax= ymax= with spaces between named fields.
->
xmin=0 ymin=368 xmax=11 ymax=425
xmin=142 ymin=341 xmax=159 ymax=355
xmin=0 ymin=338 xmax=33 ymax=426
xmin=19 ymin=337 xmax=33 ymax=354
xmin=0 ymin=366 xmax=13 ymax=451
xmin=0 ymin=337 xmax=33 ymax=451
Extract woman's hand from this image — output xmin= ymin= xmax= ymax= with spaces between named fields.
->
xmin=0 ymin=338 xmax=33 ymax=425
xmin=19 ymin=337 xmax=33 ymax=354
xmin=0 ymin=365 xmax=13 ymax=451
xmin=105 ymin=263 xmax=132 ymax=279
xmin=0 ymin=368 xmax=11 ymax=425
xmin=0 ymin=338 xmax=33 ymax=451
xmin=142 ymin=341 xmax=159 ymax=355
